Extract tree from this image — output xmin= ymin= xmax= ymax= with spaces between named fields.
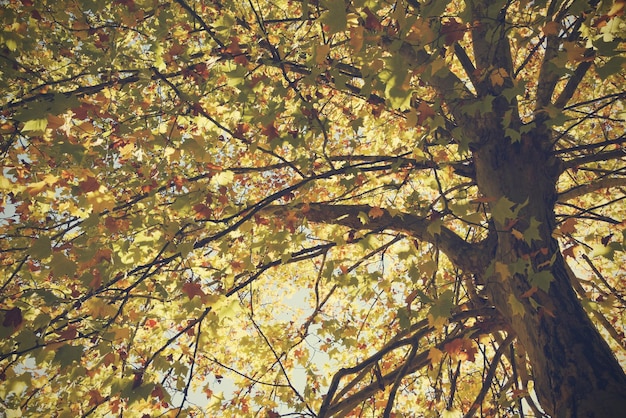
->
xmin=1 ymin=0 xmax=625 ymax=416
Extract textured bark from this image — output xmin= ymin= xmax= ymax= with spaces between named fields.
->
xmin=473 ymin=130 xmax=626 ymax=417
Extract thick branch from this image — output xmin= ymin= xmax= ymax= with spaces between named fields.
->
xmin=561 ymin=149 xmax=625 ymax=170
xmin=558 ymin=177 xmax=626 ymax=201
xmin=266 ymin=203 xmax=492 ymax=275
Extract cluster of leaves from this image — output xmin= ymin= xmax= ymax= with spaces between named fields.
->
xmin=1 ymin=0 xmax=625 ymax=417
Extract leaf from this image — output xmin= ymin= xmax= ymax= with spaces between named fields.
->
xmin=31 ymin=236 xmax=53 ymax=259
xmin=511 ymin=228 xmax=524 ymax=240
xmin=54 ymin=344 xmax=84 ymax=368
xmin=489 ymin=68 xmax=509 ymax=87
xmin=428 ymin=289 xmax=455 ymax=326
xmin=428 ymin=347 xmax=444 ymax=364
xmin=79 ymin=176 xmax=100 ymax=193
xmin=530 ymin=270 xmax=553 ymax=292
xmin=314 ymin=43 xmax=330 ymax=65
xmin=441 ymin=19 xmax=466 ymax=45
xmin=443 ymin=338 xmax=477 ymax=362
xmin=508 ymin=294 xmax=526 ymax=317
xmin=368 ymin=206 xmax=384 ymax=219
xmin=182 ymin=282 xmax=206 ymax=300
xmin=427 ymin=218 xmax=443 ymax=236
xmin=523 ymin=217 xmax=543 ymax=244
xmin=494 ymin=261 xmax=509 ymax=280
xmin=22 ymin=118 xmax=48 ymax=132
xmin=322 ymin=0 xmax=347 ymax=34
xmin=213 ymin=171 xmax=234 ymax=186
xmin=596 ymin=56 xmax=626 ymax=78
xmin=542 ymin=21 xmax=561 ymax=36
xmin=492 ymin=196 xmax=525 ymax=226
xmin=2 ymin=307 xmax=22 ymax=328
xmin=363 ymin=7 xmax=383 ymax=31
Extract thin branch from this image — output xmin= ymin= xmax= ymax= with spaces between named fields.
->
xmin=463 ymin=333 xmax=515 ymax=418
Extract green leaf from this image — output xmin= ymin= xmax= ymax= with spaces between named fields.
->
xmin=508 ymin=294 xmax=526 ymax=317
xmin=492 ymin=196 xmax=527 ymax=226
xmin=54 ymin=344 xmax=84 ymax=368
xmin=321 ymin=1 xmax=347 ymax=34
xmin=51 ymin=253 xmax=77 ymax=278
xmin=427 ymin=218 xmax=443 ymax=236
xmin=530 ymin=270 xmax=553 ymax=291
xmin=492 ymin=196 xmax=516 ymax=225
xmin=523 ymin=217 xmax=543 ymax=244
xmin=596 ymin=56 xmax=626 ymax=79
xmin=428 ymin=289 xmax=455 ymax=321
xmin=31 ymin=236 xmax=53 ymax=259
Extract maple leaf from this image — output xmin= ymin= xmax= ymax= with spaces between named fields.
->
xmin=428 ymin=347 xmax=444 ymax=364
xmin=542 ymin=21 xmax=561 ymax=36
xmin=2 ymin=307 xmax=22 ymax=328
xmin=368 ymin=206 xmax=385 ymax=219
xmin=193 ymin=203 xmax=212 ymax=219
xmin=363 ymin=7 xmax=383 ymax=31
xmin=559 ymin=218 xmax=578 ymax=235
xmin=441 ymin=19 xmax=465 ymax=45
xmin=182 ymin=282 xmax=206 ymax=300
xmin=443 ymin=338 xmax=477 ymax=362
xmin=416 ymin=101 xmax=435 ymax=125
xmin=87 ymin=389 xmax=105 ymax=407
xmin=489 ymin=68 xmax=509 ymax=87
xmin=79 ymin=176 xmax=100 ymax=193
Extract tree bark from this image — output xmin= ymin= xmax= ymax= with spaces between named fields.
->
xmin=473 ymin=130 xmax=626 ymax=417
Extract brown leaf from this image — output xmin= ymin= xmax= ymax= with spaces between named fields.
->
xmin=364 ymin=7 xmax=383 ymax=31
xmin=441 ymin=19 xmax=465 ymax=45
xmin=542 ymin=21 xmax=560 ymax=36
xmin=182 ymin=282 xmax=205 ymax=300
xmin=79 ymin=176 xmax=100 ymax=193
xmin=2 ymin=307 xmax=22 ymax=328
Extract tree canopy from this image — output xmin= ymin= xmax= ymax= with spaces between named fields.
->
xmin=1 ymin=0 xmax=626 ymax=416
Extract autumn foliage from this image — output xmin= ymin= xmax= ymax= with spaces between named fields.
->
xmin=1 ymin=0 xmax=626 ymax=417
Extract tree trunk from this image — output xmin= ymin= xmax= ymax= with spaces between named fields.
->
xmin=473 ymin=131 xmax=626 ymax=417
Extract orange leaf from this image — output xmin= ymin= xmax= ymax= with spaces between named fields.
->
xmin=368 ymin=206 xmax=384 ymax=219
xmin=443 ymin=338 xmax=477 ymax=362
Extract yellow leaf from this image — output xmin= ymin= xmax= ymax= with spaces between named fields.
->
xmin=315 ymin=44 xmax=330 ymax=65
xmin=349 ymin=26 xmax=364 ymax=53
xmin=213 ymin=171 xmax=234 ymax=186
xmin=87 ymin=191 xmax=116 ymax=212
xmin=428 ymin=347 xmax=444 ymax=364
xmin=511 ymin=228 xmax=524 ymax=240
xmin=22 ymin=118 xmax=48 ymax=132
xmin=489 ymin=68 xmax=508 ymax=87
xmin=494 ymin=261 xmax=509 ymax=280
